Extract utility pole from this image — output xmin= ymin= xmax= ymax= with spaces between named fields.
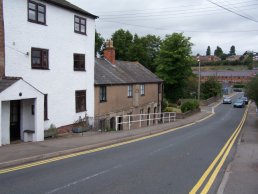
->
xmin=197 ymin=56 xmax=201 ymax=102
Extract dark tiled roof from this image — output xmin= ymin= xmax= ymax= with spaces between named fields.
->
xmin=43 ymin=0 xmax=98 ymax=18
xmin=193 ymin=70 xmax=258 ymax=77
xmin=0 ymin=77 xmax=20 ymax=93
xmin=95 ymin=58 xmax=163 ymax=85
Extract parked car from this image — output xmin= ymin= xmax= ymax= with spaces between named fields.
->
xmin=240 ymin=96 xmax=249 ymax=105
xmin=233 ymin=88 xmax=242 ymax=92
xmin=223 ymin=97 xmax=232 ymax=104
xmin=233 ymin=99 xmax=245 ymax=108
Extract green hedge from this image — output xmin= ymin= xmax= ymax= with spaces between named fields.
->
xmin=181 ymin=100 xmax=199 ymax=113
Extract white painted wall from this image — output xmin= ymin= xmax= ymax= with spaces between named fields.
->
xmin=1 ymin=101 xmax=10 ymax=145
xmin=21 ymin=99 xmax=35 ymax=140
xmin=0 ymin=79 xmax=45 ymax=145
xmin=3 ymin=0 xmax=95 ymax=129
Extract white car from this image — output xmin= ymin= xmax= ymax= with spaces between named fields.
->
xmin=223 ymin=97 xmax=232 ymax=104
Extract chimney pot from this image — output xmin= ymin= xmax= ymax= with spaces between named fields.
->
xmin=103 ymin=40 xmax=115 ymax=64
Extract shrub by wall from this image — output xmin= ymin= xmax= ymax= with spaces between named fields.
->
xmin=181 ymin=100 xmax=199 ymax=113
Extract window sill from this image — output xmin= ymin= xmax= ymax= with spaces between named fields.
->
xmin=32 ymin=67 xmax=50 ymax=70
xmin=128 ymin=96 xmax=133 ymax=98
xmin=74 ymin=69 xmax=86 ymax=72
xmin=74 ymin=31 xmax=87 ymax=36
xmin=100 ymin=101 xmax=107 ymax=103
xmin=76 ymin=110 xmax=87 ymax=113
xmin=28 ymin=20 xmax=47 ymax=26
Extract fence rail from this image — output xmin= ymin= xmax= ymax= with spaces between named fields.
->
xmin=115 ymin=112 xmax=176 ymax=131
xmin=71 ymin=112 xmax=176 ymax=133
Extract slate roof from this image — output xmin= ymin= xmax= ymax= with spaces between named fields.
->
xmin=95 ymin=58 xmax=163 ymax=85
xmin=43 ymin=0 xmax=98 ymax=19
xmin=0 ymin=77 xmax=20 ymax=93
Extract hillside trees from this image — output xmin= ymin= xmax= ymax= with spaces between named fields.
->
xmin=214 ymin=46 xmax=224 ymax=58
xmin=229 ymin=45 xmax=236 ymax=56
xmin=206 ymin=46 xmax=211 ymax=56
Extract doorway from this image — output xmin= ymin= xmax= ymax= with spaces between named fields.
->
xmin=10 ymin=100 xmax=21 ymax=141
xmin=118 ymin=117 xmax=123 ymax=131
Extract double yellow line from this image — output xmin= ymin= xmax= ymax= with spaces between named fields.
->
xmin=0 ymin=114 xmax=212 ymax=175
xmin=189 ymin=104 xmax=249 ymax=194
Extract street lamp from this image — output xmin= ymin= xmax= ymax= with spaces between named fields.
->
xmin=197 ymin=56 xmax=201 ymax=102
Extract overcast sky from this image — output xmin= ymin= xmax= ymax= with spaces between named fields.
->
xmin=70 ymin=0 xmax=258 ymax=55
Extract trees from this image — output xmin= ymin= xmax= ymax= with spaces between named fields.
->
xmin=214 ymin=46 xmax=223 ymax=58
xmin=111 ymin=30 xmax=161 ymax=72
xmin=246 ymin=74 xmax=258 ymax=106
xmin=127 ymin=34 xmax=161 ymax=72
xmin=201 ymin=77 xmax=222 ymax=99
xmin=206 ymin=46 xmax=211 ymax=56
xmin=229 ymin=45 xmax=236 ymax=56
xmin=95 ymin=30 xmax=104 ymax=57
xmin=184 ymin=75 xmax=198 ymax=98
xmin=156 ymin=33 xmax=193 ymax=101
xmin=111 ymin=29 xmax=133 ymax=60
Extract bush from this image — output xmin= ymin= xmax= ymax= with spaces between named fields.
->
xmin=165 ymin=107 xmax=174 ymax=112
xmin=165 ymin=106 xmax=182 ymax=113
xmin=181 ymin=100 xmax=199 ymax=113
xmin=44 ymin=124 xmax=58 ymax=138
xmin=162 ymin=98 xmax=169 ymax=111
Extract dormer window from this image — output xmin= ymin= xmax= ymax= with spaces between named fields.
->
xmin=28 ymin=0 xmax=46 ymax=25
xmin=74 ymin=15 xmax=86 ymax=35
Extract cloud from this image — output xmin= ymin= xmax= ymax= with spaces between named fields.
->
xmin=70 ymin=0 xmax=258 ymax=55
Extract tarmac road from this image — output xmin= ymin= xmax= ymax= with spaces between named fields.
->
xmin=0 ymin=94 xmax=246 ymax=194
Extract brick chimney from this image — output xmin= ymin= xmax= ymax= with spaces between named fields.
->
xmin=0 ymin=0 xmax=5 ymax=78
xmin=103 ymin=40 xmax=115 ymax=65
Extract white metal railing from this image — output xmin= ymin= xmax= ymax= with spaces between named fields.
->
xmin=115 ymin=112 xmax=176 ymax=131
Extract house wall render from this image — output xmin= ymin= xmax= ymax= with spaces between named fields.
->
xmin=3 ymin=0 xmax=96 ymax=129
xmin=0 ymin=0 xmax=5 ymax=78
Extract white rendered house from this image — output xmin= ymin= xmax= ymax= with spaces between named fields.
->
xmin=0 ymin=0 xmax=97 ymax=146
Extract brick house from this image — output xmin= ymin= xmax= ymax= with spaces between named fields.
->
xmin=194 ymin=55 xmax=221 ymax=63
xmin=0 ymin=0 xmax=97 ymax=146
xmin=194 ymin=70 xmax=258 ymax=84
xmin=95 ymin=41 xmax=163 ymax=131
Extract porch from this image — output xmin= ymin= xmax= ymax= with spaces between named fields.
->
xmin=0 ymin=78 xmax=44 ymax=146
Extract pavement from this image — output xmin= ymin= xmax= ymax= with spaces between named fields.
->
xmin=0 ymin=106 xmax=213 ymax=170
xmin=217 ymin=102 xmax=258 ymax=194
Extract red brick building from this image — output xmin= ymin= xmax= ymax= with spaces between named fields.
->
xmin=194 ymin=70 xmax=258 ymax=84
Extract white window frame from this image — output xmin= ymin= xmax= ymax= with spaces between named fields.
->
xmin=140 ymin=84 xmax=145 ymax=96
xmin=128 ymin=85 xmax=133 ymax=97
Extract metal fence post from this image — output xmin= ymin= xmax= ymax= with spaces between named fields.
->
xmin=115 ymin=116 xmax=118 ymax=131
xmin=129 ymin=115 xmax=131 ymax=130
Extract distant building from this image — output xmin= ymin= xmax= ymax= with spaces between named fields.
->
xmin=194 ymin=55 xmax=221 ymax=63
xmin=253 ymin=52 xmax=258 ymax=61
xmin=193 ymin=70 xmax=258 ymax=84
xmin=226 ymin=55 xmax=241 ymax=61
